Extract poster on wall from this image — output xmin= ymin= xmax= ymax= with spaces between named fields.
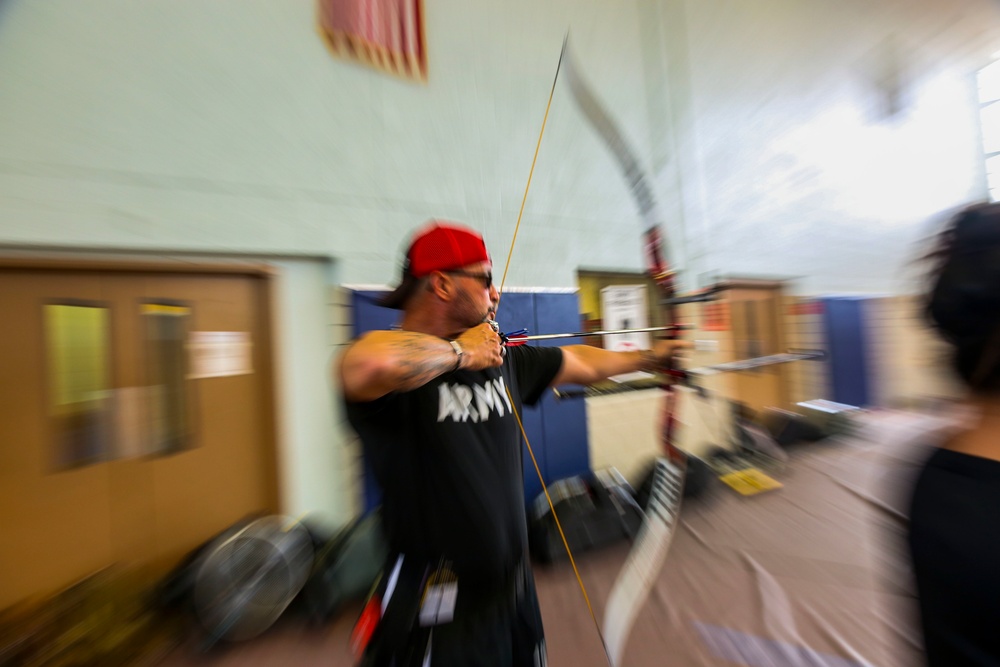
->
xmin=188 ymin=332 xmax=253 ymax=379
xmin=601 ymin=285 xmax=649 ymax=351
xmin=702 ymin=301 xmax=730 ymax=331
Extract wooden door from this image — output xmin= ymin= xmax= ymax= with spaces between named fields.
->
xmin=726 ymin=283 xmax=789 ymax=415
xmin=0 ymin=267 xmax=279 ymax=608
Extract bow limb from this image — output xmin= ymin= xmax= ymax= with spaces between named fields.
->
xmin=498 ymin=37 xmax=689 ymax=667
xmin=494 ymin=36 xmax=615 ymax=665
xmin=561 ymin=41 xmax=688 ymax=667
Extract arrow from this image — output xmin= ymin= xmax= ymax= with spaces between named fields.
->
xmin=503 ymin=324 xmax=692 ymax=346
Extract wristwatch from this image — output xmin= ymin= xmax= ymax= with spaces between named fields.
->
xmin=449 ymin=340 xmax=464 ymax=372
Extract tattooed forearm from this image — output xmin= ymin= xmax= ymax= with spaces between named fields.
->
xmin=392 ymin=333 xmax=459 ymax=390
xmin=340 ymin=326 xmax=496 ymax=402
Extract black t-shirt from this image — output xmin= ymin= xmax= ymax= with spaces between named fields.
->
xmin=908 ymin=447 xmax=1000 ymax=665
xmin=345 ymin=344 xmax=563 ymax=589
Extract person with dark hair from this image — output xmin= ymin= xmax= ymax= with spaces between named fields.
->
xmin=336 ymin=220 xmax=688 ymax=667
xmin=908 ymin=201 xmax=1000 ymax=665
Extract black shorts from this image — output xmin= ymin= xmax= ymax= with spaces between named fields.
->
xmin=359 ymin=558 xmax=546 ymax=667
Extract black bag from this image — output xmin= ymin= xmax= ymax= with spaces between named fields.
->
xmin=298 ymin=509 xmax=389 ymax=623
xmin=528 ymin=469 xmax=643 ymax=563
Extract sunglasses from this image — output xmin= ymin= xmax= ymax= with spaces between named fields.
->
xmin=446 ymin=270 xmax=493 ymax=289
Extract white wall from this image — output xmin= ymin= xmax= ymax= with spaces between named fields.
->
xmin=271 ymin=259 xmax=352 ymax=529
xmin=661 ymin=0 xmax=1000 ymax=293
xmin=3 ymin=0 xmax=1000 ymax=290
xmin=0 ymin=0 xmax=661 ymax=288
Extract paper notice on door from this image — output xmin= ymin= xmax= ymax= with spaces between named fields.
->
xmin=600 ymin=285 xmax=650 ymax=352
xmin=601 ymin=285 xmax=653 ymax=384
xmin=188 ymin=331 xmax=253 ymax=379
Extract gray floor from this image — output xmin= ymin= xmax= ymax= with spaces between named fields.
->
xmin=159 ymin=409 xmax=952 ymax=666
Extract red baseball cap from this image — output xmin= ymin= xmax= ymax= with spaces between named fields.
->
xmin=379 ymin=221 xmax=491 ymax=309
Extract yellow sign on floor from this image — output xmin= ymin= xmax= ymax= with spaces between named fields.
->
xmin=718 ymin=468 xmax=783 ymax=496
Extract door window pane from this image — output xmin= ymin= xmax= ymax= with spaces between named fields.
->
xmin=143 ymin=304 xmax=193 ymax=455
xmin=45 ymin=304 xmax=113 ymax=468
